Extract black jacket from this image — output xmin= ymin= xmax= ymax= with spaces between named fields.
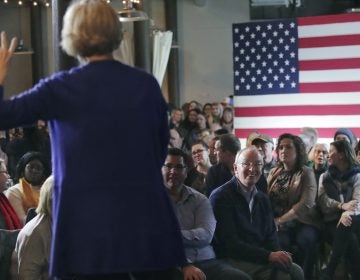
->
xmin=209 ymin=176 xmax=279 ymax=264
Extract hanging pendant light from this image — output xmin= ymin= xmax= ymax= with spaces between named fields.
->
xmin=117 ymin=0 xmax=148 ymax=22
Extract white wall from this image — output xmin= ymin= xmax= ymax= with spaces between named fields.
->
xmin=177 ymin=0 xmax=249 ymax=105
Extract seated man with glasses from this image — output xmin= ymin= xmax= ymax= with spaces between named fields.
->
xmin=162 ymin=148 xmax=251 ymax=280
xmin=209 ymin=147 xmax=304 ymax=280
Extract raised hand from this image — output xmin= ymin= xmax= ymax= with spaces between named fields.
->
xmin=0 ymin=31 xmax=17 ymax=85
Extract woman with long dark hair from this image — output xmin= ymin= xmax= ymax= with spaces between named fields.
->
xmin=267 ymin=133 xmax=320 ymax=279
xmin=318 ymin=140 xmax=360 ymax=279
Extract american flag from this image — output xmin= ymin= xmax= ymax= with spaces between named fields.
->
xmin=233 ymin=13 xmax=360 ymax=141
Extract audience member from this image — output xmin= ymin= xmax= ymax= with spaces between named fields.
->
xmin=180 ymin=109 xmax=200 ymax=135
xmin=169 ymin=108 xmax=183 ymax=129
xmin=8 ymin=128 xmax=24 ymax=141
xmin=356 ymin=140 xmax=360 ymax=162
xmin=202 ymin=103 xmax=212 ymax=121
xmin=251 ymin=134 xmax=276 ymax=178
xmin=334 ymin=128 xmax=356 ymax=149
xmin=180 ymin=109 xmax=201 ymax=151
xmin=184 ymin=141 xmax=212 ymax=193
xmin=220 ymin=96 xmax=232 ymax=109
xmin=15 ymin=175 xmax=53 ymax=280
xmin=208 ymin=136 xmax=219 ymax=166
xmin=267 ymin=133 xmax=320 ymax=279
xmin=246 ymin=131 xmax=260 ymax=148
xmin=200 ymin=133 xmax=212 ymax=147
xmin=188 ymin=100 xmax=203 ymax=112
xmin=5 ymin=152 xmax=50 ymax=225
xmin=213 ymin=128 xmax=229 ymax=137
xmin=0 ymin=133 xmax=7 ymax=166
xmin=220 ymin=107 xmax=234 ymax=133
xmin=318 ymin=140 xmax=360 ymax=279
xmin=0 ymin=159 xmax=21 ymax=230
xmin=209 ymin=123 xmax=223 ymax=135
xmin=186 ymin=113 xmax=211 ymax=148
xmin=169 ymin=128 xmax=185 ymax=150
xmin=312 ymin=143 xmax=329 ymax=187
xmin=163 ymin=148 xmax=250 ymax=280
xmin=0 ymin=1 xmax=186 ymax=278
xmin=299 ymin=127 xmax=318 ymax=161
xmin=209 ymin=102 xmax=223 ymax=125
xmin=197 ymin=112 xmax=209 ymax=130
xmin=0 ymin=159 xmax=21 ymax=279
xmin=210 ymin=147 xmax=304 ymax=280
xmin=205 ymin=133 xmax=240 ymax=196
xmin=180 ymin=102 xmax=189 ymax=114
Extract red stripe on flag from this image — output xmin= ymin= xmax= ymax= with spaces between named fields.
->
xmin=298 ymin=13 xmax=360 ymax=26
xmin=300 ymin=82 xmax=360 ymax=93
xmin=234 ymin=128 xmax=360 ymax=139
xmin=299 ymin=58 xmax=360 ymax=70
xmin=234 ymin=104 xmax=360 ymax=117
xmin=299 ymin=34 xmax=360 ymax=48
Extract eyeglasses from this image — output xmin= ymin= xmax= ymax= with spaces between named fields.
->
xmin=163 ymin=164 xmax=186 ymax=171
xmin=192 ymin=149 xmax=204 ymax=155
xmin=239 ymin=162 xmax=263 ymax=168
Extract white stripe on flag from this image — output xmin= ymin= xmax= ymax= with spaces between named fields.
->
xmin=298 ymin=22 xmax=360 ymax=37
xmin=234 ymin=115 xmax=360 ymax=129
xmin=300 ymin=69 xmax=360 ymax=83
xmin=299 ymin=45 xmax=360 ymax=60
xmin=234 ymin=92 xmax=360 ymax=107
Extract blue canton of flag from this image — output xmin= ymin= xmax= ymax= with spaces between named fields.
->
xmin=233 ymin=19 xmax=299 ymax=95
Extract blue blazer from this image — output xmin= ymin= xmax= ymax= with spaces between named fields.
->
xmin=0 ymin=60 xmax=186 ymax=277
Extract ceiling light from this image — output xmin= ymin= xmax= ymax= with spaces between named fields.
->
xmin=117 ymin=0 xmax=148 ymax=22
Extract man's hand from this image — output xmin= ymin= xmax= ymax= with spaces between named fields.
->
xmin=182 ymin=264 xmax=206 ymax=280
xmin=342 ymin=200 xmax=358 ymax=212
xmin=338 ymin=210 xmax=353 ymax=227
xmin=269 ymin=251 xmax=292 ymax=271
xmin=0 ymin=31 xmax=17 ymax=85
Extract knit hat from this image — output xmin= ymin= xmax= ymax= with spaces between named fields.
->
xmin=334 ymin=128 xmax=354 ymax=145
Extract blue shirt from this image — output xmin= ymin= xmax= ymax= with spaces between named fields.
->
xmin=172 ymin=185 xmax=216 ymax=263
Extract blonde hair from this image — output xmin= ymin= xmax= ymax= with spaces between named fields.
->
xmin=61 ymin=0 xmax=122 ymax=58
xmin=36 ymin=175 xmax=53 ymax=217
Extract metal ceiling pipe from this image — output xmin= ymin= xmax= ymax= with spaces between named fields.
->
xmin=165 ymin=0 xmax=180 ymax=106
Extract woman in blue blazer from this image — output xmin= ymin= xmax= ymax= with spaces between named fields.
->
xmin=0 ymin=0 xmax=186 ymax=279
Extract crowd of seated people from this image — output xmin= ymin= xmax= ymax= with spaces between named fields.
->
xmin=0 ymin=98 xmax=359 ymax=279
xmin=169 ymin=100 xmax=360 ymax=280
